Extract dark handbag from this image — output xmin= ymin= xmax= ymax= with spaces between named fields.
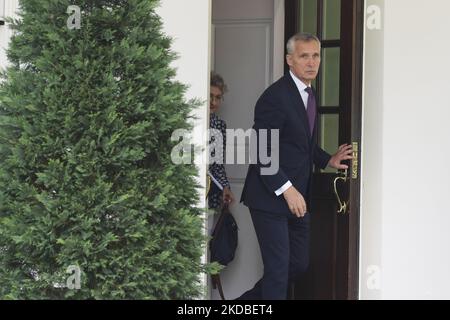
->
xmin=209 ymin=203 xmax=238 ymax=300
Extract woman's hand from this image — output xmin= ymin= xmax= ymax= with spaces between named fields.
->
xmin=223 ymin=186 xmax=235 ymax=205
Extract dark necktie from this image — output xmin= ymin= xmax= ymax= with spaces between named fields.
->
xmin=305 ymin=87 xmax=316 ymax=135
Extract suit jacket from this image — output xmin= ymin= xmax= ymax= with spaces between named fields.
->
xmin=240 ymin=73 xmax=331 ymax=214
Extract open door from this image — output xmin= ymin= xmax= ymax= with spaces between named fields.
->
xmin=285 ymin=0 xmax=364 ymax=299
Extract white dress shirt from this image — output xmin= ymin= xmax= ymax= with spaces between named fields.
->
xmin=274 ymin=71 xmax=312 ymax=196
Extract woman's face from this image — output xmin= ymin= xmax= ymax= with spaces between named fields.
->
xmin=210 ymin=86 xmax=223 ymax=113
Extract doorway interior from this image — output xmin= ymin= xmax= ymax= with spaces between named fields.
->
xmin=210 ymin=0 xmax=364 ymax=300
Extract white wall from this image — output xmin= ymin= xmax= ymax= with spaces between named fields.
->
xmin=156 ymin=0 xmax=210 ymax=298
xmin=360 ymin=0 xmax=384 ymax=300
xmin=0 ymin=0 xmax=19 ymax=70
xmin=361 ymin=0 xmax=450 ymax=299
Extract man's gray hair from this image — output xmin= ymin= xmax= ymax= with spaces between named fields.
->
xmin=286 ymin=33 xmax=321 ymax=55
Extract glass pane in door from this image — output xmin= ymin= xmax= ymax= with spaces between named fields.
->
xmin=323 ymin=0 xmax=341 ymax=40
xmin=298 ymin=0 xmax=318 ymax=35
xmin=319 ymin=114 xmax=339 ymax=173
xmin=320 ymin=47 xmax=340 ymax=107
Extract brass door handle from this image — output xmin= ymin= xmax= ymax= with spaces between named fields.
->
xmin=333 ymin=169 xmax=348 ymax=214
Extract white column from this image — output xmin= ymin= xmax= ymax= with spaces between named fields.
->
xmin=157 ymin=0 xmax=211 ymax=299
xmin=361 ymin=0 xmax=450 ymax=299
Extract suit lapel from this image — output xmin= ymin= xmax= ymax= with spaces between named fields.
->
xmin=284 ymin=74 xmax=313 ymax=141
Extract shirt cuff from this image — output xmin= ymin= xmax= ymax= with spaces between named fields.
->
xmin=275 ymin=181 xmax=292 ymax=196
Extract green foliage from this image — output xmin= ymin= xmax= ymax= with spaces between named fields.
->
xmin=0 ymin=0 xmax=205 ymax=299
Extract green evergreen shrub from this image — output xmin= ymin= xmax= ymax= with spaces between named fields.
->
xmin=0 ymin=0 xmax=204 ymax=299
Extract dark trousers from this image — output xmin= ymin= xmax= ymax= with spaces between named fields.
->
xmin=237 ymin=208 xmax=310 ymax=300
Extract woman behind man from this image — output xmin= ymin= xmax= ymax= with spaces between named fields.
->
xmin=208 ymin=72 xmax=235 ymax=208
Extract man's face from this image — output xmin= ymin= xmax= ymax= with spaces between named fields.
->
xmin=286 ymin=40 xmax=321 ymax=86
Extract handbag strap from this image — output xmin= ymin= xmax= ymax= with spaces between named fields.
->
xmin=211 ymin=274 xmax=226 ymax=300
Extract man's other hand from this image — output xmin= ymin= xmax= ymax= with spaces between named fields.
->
xmin=283 ymin=186 xmax=307 ymax=218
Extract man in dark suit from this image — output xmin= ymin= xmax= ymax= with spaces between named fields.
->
xmin=239 ymin=33 xmax=353 ymax=300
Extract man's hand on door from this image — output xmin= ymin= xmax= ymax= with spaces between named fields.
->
xmin=328 ymin=144 xmax=353 ymax=169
